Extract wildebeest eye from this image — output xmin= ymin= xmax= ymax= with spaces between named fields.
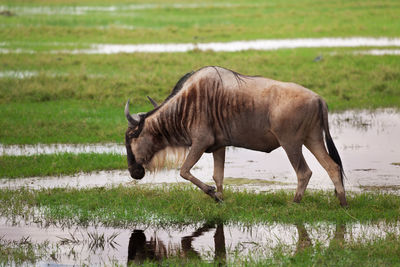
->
xmin=126 ymin=126 xmax=141 ymax=139
xmin=126 ymin=117 xmax=145 ymax=139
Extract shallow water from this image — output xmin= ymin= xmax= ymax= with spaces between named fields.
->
xmin=1 ymin=143 xmax=124 ymax=156
xmin=0 ymin=3 xmax=238 ymax=15
xmin=0 ymin=217 xmax=399 ymax=265
xmin=0 ymin=70 xmax=37 ymax=79
xmin=58 ymin=37 xmax=400 ymax=54
xmin=1 ymin=109 xmax=399 ymax=192
xmin=351 ymin=49 xmax=400 ymax=56
xmin=2 ymin=38 xmax=400 ymax=54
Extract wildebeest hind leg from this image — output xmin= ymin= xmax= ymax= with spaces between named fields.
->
xmin=212 ymin=147 xmax=226 ymax=200
xmin=180 ymin=144 xmax=222 ymax=202
xmin=282 ymin=145 xmax=312 ymax=203
xmin=305 ymin=139 xmax=347 ymax=207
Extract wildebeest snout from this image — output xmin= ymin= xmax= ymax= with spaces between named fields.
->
xmin=129 ymin=163 xmax=145 ymax=179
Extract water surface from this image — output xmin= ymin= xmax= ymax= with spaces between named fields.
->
xmin=1 ymin=217 xmax=399 ymax=265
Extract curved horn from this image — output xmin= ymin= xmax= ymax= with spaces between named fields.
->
xmin=147 ymin=96 xmax=158 ymax=108
xmin=125 ymin=100 xmax=141 ymax=126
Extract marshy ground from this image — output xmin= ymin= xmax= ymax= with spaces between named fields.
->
xmin=1 ymin=0 xmax=400 ymax=265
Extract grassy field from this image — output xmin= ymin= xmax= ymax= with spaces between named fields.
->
xmin=1 ymin=1 xmax=400 ymax=46
xmin=1 ymin=49 xmax=399 ymax=145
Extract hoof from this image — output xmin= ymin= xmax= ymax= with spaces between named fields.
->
xmin=206 ymin=185 xmax=216 ymax=194
xmin=293 ymin=195 xmax=302 ymax=203
xmin=205 ymin=186 xmax=223 ymax=202
xmin=214 ymin=192 xmax=223 ymax=203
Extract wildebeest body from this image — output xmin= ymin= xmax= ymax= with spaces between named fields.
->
xmin=125 ymin=66 xmax=347 ymax=206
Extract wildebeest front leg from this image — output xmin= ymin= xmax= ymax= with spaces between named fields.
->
xmin=212 ymin=147 xmax=225 ymax=201
xmin=180 ymin=144 xmax=222 ymax=202
xmin=283 ymin=145 xmax=312 ymax=203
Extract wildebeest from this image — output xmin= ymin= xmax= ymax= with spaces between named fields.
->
xmin=125 ymin=66 xmax=347 ymax=206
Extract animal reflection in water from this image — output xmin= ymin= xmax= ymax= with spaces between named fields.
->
xmin=295 ymin=224 xmax=346 ymax=253
xmin=127 ymin=224 xmax=226 ymax=265
xmin=127 ymin=223 xmax=346 ymax=264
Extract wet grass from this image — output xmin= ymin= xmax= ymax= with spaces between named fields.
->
xmin=0 ymin=153 xmax=126 ymax=178
xmin=1 ymin=49 xmax=399 ymax=145
xmin=0 ymin=237 xmax=53 ymax=266
xmin=1 ymin=0 xmax=399 ymax=46
xmin=1 ymin=186 xmax=399 ymax=226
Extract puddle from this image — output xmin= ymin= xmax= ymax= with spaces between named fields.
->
xmin=57 ymin=37 xmax=400 ymax=54
xmin=1 ymin=143 xmax=124 ymax=156
xmin=351 ymin=49 xmax=400 ymax=56
xmin=2 ymin=38 xmax=400 ymax=54
xmin=0 ymin=3 xmax=238 ymax=16
xmin=0 ymin=70 xmax=38 ymax=79
xmin=0 ymin=70 xmax=105 ymax=80
xmin=1 ymin=216 xmax=399 ymax=265
xmin=0 ymin=109 xmax=399 ymax=192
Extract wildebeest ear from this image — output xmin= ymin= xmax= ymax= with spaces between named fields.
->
xmin=125 ymin=100 xmax=141 ymax=127
xmin=147 ymin=96 xmax=158 ymax=108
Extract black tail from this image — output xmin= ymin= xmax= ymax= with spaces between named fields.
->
xmin=319 ymin=99 xmax=345 ymax=189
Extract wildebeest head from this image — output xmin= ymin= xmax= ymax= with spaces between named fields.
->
xmin=124 ymin=100 xmax=146 ymax=179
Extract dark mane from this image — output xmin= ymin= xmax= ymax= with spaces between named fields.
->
xmin=164 ymin=71 xmax=194 ymax=103
xmin=225 ymin=67 xmax=258 ymax=88
xmin=145 ymin=71 xmax=194 ymax=118
xmin=209 ymin=66 xmax=257 ymax=88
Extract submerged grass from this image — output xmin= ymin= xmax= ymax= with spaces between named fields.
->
xmin=0 ymin=237 xmax=52 ymax=266
xmin=0 ymin=153 xmax=126 ymax=178
xmin=1 ymin=186 xmax=399 ymax=226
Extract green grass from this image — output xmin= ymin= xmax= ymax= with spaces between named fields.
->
xmin=1 ymin=186 xmax=399 ymax=226
xmin=0 ymin=100 xmax=130 ymax=144
xmin=1 ymin=49 xmax=399 ymax=144
xmin=1 ymin=0 xmax=399 ymax=46
xmin=0 ymin=153 xmax=126 ymax=178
